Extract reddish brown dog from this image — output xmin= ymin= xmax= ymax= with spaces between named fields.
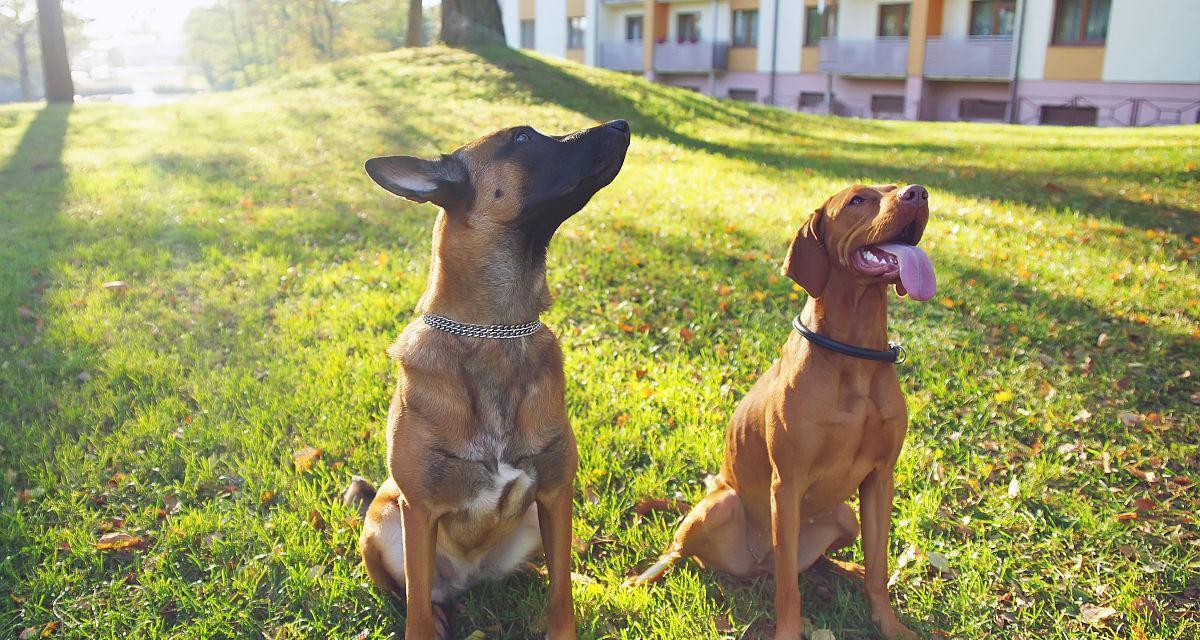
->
xmin=628 ymin=184 xmax=936 ymax=640
xmin=345 ymin=121 xmax=630 ymax=640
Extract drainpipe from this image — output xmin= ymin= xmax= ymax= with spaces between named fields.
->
xmin=769 ymin=0 xmax=780 ymax=106
xmin=1007 ymin=0 xmax=1026 ymax=124
xmin=709 ymin=0 xmax=718 ymax=96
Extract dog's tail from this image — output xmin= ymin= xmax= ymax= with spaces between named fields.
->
xmin=623 ymin=548 xmax=684 ymax=587
xmin=342 ymin=475 xmax=377 ymax=519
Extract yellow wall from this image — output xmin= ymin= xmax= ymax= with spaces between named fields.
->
xmin=1043 ymin=46 xmax=1106 ymax=81
xmin=731 ymin=0 xmax=759 ymax=9
xmin=801 ymin=46 xmax=820 ymax=73
xmin=728 ymin=47 xmax=758 ymax=71
xmin=567 ymin=0 xmax=585 ymax=18
xmin=519 ymin=0 xmax=535 ymax=21
xmin=907 ymin=0 xmax=931 ymax=76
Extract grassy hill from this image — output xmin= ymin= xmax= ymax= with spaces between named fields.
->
xmin=1 ymin=46 xmax=1197 ymax=639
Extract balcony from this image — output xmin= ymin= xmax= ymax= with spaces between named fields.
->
xmin=600 ymin=41 xmax=644 ymax=72
xmin=819 ymin=37 xmax=908 ymax=77
xmin=924 ymin=37 xmax=1013 ymax=80
xmin=653 ymin=41 xmax=730 ymax=73
xmin=601 ymin=0 xmax=641 ymax=4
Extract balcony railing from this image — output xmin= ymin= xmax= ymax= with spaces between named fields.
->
xmin=819 ymin=37 xmax=908 ymax=77
xmin=601 ymin=0 xmax=642 ymax=4
xmin=653 ymin=41 xmax=730 ymax=73
xmin=600 ymin=40 xmax=644 ymax=72
xmin=924 ymin=37 xmax=1013 ymax=79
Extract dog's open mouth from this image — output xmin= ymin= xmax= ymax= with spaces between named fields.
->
xmin=852 ymin=224 xmax=936 ymax=301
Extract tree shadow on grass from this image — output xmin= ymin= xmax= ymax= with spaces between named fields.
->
xmin=0 ymin=104 xmax=72 ymax=389
xmin=471 ymin=46 xmax=1199 ymax=240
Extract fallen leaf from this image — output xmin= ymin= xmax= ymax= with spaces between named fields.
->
xmin=293 ymin=446 xmax=323 ymax=472
xmin=810 ymin=630 xmax=836 ymax=640
xmin=308 ymin=509 xmax=326 ymax=530
xmin=633 ymin=497 xmax=689 ymax=516
xmin=1132 ymin=497 xmax=1156 ymax=513
xmin=679 ymin=327 xmax=695 ymax=342
xmin=927 ymin=551 xmax=955 ymax=576
xmin=1007 ymin=475 xmax=1020 ymax=498
xmin=96 ymin=532 xmax=144 ymax=551
xmin=570 ymin=572 xmax=597 ymax=585
xmin=163 ymin=494 xmax=181 ymax=514
xmin=1080 ymin=604 xmax=1118 ymax=625
xmin=102 ymin=280 xmax=129 ymax=292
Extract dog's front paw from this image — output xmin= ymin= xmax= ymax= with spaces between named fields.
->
xmin=873 ymin=611 xmax=917 ymax=640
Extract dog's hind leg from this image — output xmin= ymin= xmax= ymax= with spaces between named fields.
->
xmin=626 ymin=478 xmax=761 ymax=586
xmin=796 ymin=502 xmax=860 ymax=574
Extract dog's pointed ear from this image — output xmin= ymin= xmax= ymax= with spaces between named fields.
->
xmin=782 ymin=207 xmax=830 ymax=298
xmin=364 ymin=154 xmax=471 ymax=211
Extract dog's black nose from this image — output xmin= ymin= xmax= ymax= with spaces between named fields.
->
xmin=898 ymin=184 xmax=928 ymax=202
xmin=607 ymin=119 xmax=630 ymax=133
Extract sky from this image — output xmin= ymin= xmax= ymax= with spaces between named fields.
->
xmin=72 ymin=0 xmax=212 ymax=42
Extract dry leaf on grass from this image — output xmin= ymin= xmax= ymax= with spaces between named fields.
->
xmin=102 ymin=280 xmax=130 ymax=292
xmin=96 ymin=532 xmax=144 ymax=551
xmin=1080 ymin=604 xmax=1118 ymax=625
xmin=633 ymin=497 xmax=690 ymax=516
xmin=293 ymin=446 xmax=323 ymax=472
xmin=810 ymin=629 xmax=836 ymax=640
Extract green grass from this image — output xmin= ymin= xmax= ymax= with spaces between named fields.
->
xmin=1 ymin=46 xmax=1198 ymax=639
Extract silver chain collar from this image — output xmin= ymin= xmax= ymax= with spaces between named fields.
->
xmin=422 ymin=314 xmax=543 ymax=339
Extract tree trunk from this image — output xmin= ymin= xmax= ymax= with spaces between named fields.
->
xmin=441 ymin=0 xmax=505 ymax=47
xmin=14 ymin=30 xmax=33 ymax=101
xmin=36 ymin=0 xmax=73 ymax=103
xmin=405 ymin=0 xmax=423 ymax=47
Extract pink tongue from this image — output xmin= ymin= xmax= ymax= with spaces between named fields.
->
xmin=877 ymin=243 xmax=936 ymax=301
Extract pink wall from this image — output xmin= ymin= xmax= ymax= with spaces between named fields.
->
xmin=1013 ymin=81 xmax=1200 ymax=127
xmin=923 ymin=81 xmax=1012 ymax=121
xmin=654 ymin=71 xmax=1200 ymax=127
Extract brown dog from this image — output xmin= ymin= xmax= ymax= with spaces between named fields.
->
xmin=345 ymin=120 xmax=630 ymax=639
xmin=627 ymin=184 xmax=936 ymax=640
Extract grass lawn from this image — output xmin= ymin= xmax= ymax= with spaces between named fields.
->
xmin=1 ymin=46 xmax=1198 ymax=639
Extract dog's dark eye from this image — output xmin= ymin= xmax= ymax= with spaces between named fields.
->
xmin=514 ymin=132 xmax=530 ymax=144
xmin=849 ymin=196 xmax=864 ymax=205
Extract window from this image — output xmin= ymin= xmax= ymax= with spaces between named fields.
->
xmin=1053 ymin=0 xmax=1110 ymax=44
xmin=799 ymin=92 xmax=826 ymax=108
xmin=804 ymin=6 xmax=838 ymax=46
xmin=520 ymin=20 xmax=535 ymax=49
xmin=969 ymin=0 xmax=1016 ymax=36
xmin=625 ymin=15 xmax=644 ymax=42
xmin=878 ymin=3 xmax=911 ymax=38
xmin=567 ymin=16 xmax=586 ymax=49
xmin=728 ymin=89 xmax=758 ymax=102
xmin=1040 ymin=104 xmax=1098 ymax=126
xmin=732 ymin=9 xmax=759 ymax=47
xmin=677 ymin=12 xmax=700 ymax=43
xmin=872 ymin=94 xmax=906 ymax=114
xmin=960 ymin=99 xmax=1008 ymax=120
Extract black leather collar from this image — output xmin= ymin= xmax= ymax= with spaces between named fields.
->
xmin=792 ymin=315 xmax=906 ymax=364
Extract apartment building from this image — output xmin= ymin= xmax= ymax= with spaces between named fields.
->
xmin=496 ymin=0 xmax=1200 ymax=127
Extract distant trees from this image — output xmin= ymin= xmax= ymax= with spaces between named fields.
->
xmin=0 ymin=0 xmax=81 ymax=102
xmin=185 ymin=0 xmax=434 ymax=89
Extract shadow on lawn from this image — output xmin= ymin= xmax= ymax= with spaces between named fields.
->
xmin=473 ymin=46 xmax=1198 ymax=240
xmin=0 ymin=104 xmax=71 ymax=354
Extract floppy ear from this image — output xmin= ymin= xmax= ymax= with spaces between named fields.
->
xmin=781 ymin=208 xmax=830 ymax=298
xmin=364 ymin=154 xmax=471 ymax=211
xmin=872 ymin=184 xmax=899 ymax=194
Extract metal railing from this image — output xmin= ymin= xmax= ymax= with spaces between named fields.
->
xmin=924 ymin=36 xmax=1013 ymax=79
xmin=599 ymin=40 xmax=644 ymax=72
xmin=653 ymin=41 xmax=730 ymax=73
xmin=818 ymin=37 xmax=908 ymax=77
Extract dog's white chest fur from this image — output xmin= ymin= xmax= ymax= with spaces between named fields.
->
xmin=466 ymin=460 xmax=535 ymax=515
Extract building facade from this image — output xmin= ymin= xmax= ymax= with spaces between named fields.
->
xmin=496 ymin=0 xmax=1200 ymax=127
